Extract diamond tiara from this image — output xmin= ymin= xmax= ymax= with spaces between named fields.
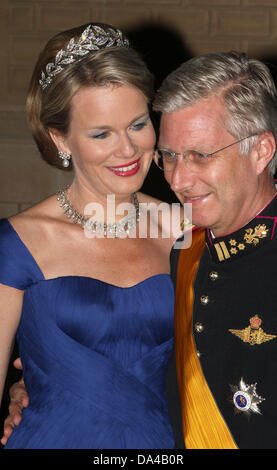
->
xmin=39 ymin=25 xmax=129 ymax=90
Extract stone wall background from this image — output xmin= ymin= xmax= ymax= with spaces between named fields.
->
xmin=1 ymin=0 xmax=277 ymax=216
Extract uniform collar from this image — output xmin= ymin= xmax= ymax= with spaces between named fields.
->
xmin=205 ymin=192 xmax=277 ymax=263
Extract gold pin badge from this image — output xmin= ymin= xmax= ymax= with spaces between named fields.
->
xmin=244 ymin=224 xmax=268 ymax=245
xmin=229 ymin=315 xmax=277 ymax=346
xmin=180 ymin=218 xmax=194 ymax=232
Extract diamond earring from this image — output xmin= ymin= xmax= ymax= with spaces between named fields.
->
xmin=58 ymin=150 xmax=71 ymax=168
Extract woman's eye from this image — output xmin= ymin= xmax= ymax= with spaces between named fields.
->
xmin=91 ymin=131 xmax=108 ymax=139
xmin=132 ymin=120 xmax=147 ymax=131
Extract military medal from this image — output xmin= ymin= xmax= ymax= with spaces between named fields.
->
xmin=230 ymin=378 xmax=265 ymax=415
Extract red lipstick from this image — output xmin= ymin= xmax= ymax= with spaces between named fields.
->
xmin=107 ymin=158 xmax=141 ymax=177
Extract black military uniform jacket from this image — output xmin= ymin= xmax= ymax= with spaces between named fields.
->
xmin=168 ymin=193 xmax=277 ymax=449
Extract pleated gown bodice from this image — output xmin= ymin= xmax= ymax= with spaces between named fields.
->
xmin=0 ymin=219 xmax=175 ymax=449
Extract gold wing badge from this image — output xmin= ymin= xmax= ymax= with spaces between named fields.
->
xmin=229 ymin=315 xmax=277 ymax=346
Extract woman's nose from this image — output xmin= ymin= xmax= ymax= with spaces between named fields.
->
xmin=115 ymin=133 xmax=137 ymax=159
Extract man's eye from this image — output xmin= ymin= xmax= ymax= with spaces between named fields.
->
xmin=163 ymin=151 xmax=175 ymax=159
xmin=193 ymin=151 xmax=210 ymax=160
xmin=161 ymin=152 xmax=175 ymax=164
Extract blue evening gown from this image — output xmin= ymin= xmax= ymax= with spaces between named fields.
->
xmin=0 ymin=218 xmax=175 ymax=449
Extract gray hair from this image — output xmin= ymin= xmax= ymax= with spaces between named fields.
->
xmin=154 ymin=51 xmax=277 ymax=175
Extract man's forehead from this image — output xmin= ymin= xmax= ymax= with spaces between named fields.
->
xmin=159 ymin=98 xmax=227 ymax=148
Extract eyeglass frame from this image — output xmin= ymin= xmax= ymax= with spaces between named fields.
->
xmin=155 ymin=134 xmax=258 ymax=172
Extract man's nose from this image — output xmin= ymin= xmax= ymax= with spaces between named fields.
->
xmin=169 ymin=157 xmax=195 ymax=193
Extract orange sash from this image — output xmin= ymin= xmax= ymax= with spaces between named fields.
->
xmin=174 ymin=228 xmax=237 ymax=449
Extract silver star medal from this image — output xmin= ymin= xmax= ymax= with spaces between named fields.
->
xmin=230 ymin=378 xmax=265 ymax=415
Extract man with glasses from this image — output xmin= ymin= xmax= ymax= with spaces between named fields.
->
xmin=153 ymin=51 xmax=277 ymax=449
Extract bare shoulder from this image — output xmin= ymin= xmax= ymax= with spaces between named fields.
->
xmin=8 ymin=194 xmax=62 ymax=242
xmin=10 ymin=194 xmax=60 ymax=221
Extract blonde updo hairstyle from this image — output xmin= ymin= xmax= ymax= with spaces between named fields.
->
xmin=26 ymin=23 xmax=154 ymax=170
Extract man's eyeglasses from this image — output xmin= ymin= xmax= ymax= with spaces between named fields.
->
xmin=154 ymin=134 xmax=257 ymax=173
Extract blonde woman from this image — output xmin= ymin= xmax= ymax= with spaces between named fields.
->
xmin=0 ymin=24 xmax=182 ymax=449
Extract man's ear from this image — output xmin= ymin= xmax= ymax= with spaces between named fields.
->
xmin=255 ymin=132 xmax=276 ymax=175
xmin=48 ymin=128 xmax=70 ymax=154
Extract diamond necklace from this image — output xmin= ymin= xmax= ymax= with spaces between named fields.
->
xmin=57 ymin=187 xmax=140 ymax=238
